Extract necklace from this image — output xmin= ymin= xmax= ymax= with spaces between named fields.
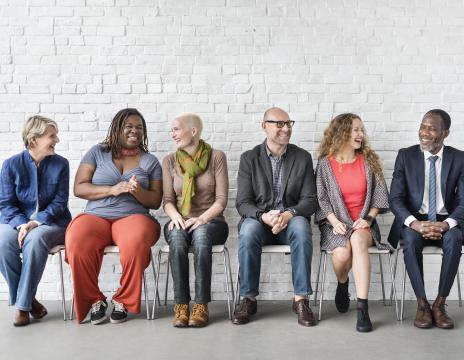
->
xmin=121 ymin=147 xmax=141 ymax=157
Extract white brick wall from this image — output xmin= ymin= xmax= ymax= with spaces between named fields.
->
xmin=0 ymin=1 xmax=463 ymax=302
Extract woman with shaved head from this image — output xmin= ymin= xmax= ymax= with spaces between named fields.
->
xmin=163 ymin=113 xmax=229 ymax=328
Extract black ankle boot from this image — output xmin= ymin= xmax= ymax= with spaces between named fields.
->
xmin=356 ymin=299 xmax=372 ymax=332
xmin=335 ymin=278 xmax=350 ymax=313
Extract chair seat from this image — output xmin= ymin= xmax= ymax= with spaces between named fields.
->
xmin=262 ymin=245 xmax=291 ymax=253
xmin=103 ymin=245 xmax=120 ymax=254
xmin=324 ymin=246 xmax=390 ymax=255
xmin=49 ymin=245 xmax=65 ymax=255
xmin=160 ymin=244 xmax=226 ymax=253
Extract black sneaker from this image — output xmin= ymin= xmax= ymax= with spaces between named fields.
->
xmin=110 ymin=300 xmax=127 ymax=324
xmin=335 ymin=278 xmax=350 ymax=313
xmin=356 ymin=307 xmax=373 ymax=332
xmin=90 ymin=300 xmax=108 ymax=325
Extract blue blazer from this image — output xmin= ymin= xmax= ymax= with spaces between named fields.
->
xmin=388 ymin=145 xmax=464 ymax=248
xmin=0 ymin=150 xmax=72 ymax=229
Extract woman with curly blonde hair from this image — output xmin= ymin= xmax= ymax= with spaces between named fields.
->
xmin=315 ymin=113 xmax=391 ymax=332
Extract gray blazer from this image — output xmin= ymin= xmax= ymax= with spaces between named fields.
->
xmin=236 ymin=141 xmax=318 ymax=230
xmin=315 ymin=156 xmax=392 ymax=251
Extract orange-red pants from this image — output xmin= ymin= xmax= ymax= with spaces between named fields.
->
xmin=65 ymin=213 xmax=160 ymax=323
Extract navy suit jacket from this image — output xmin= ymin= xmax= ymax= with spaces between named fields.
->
xmin=388 ymin=145 xmax=464 ymax=248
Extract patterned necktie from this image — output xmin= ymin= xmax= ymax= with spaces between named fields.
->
xmin=428 ymin=155 xmax=438 ymax=221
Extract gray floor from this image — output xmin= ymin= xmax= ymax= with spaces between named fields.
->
xmin=0 ymin=300 xmax=462 ymax=360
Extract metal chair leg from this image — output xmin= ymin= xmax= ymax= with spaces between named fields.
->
xmin=388 ymin=253 xmax=399 ymax=321
xmin=235 ymin=263 xmax=240 ymax=307
xmin=223 ymin=250 xmax=232 ymax=320
xmin=152 ymin=250 xmax=162 ymax=319
xmin=164 ymin=254 xmax=170 ymax=305
xmin=379 ymin=254 xmax=386 ymax=306
xmin=150 ymin=251 xmax=160 ymax=306
xmin=70 ymin=295 xmax=74 ymax=321
xmin=457 ymin=269 xmax=462 ymax=307
xmin=143 ymin=271 xmax=149 ymax=320
xmin=390 ymin=246 xmax=400 ymax=303
xmin=57 ymin=250 xmax=67 ymax=321
xmin=400 ymin=260 xmax=406 ymax=321
xmin=225 ymin=247 xmax=235 ymax=306
xmin=318 ymin=252 xmax=328 ymax=321
xmin=313 ymin=251 xmax=323 ymax=307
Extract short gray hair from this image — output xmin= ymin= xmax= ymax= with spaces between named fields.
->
xmin=175 ymin=113 xmax=203 ymax=137
xmin=22 ymin=115 xmax=58 ymax=149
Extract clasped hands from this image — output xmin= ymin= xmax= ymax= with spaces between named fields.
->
xmin=110 ymin=175 xmax=140 ymax=196
xmin=410 ymin=220 xmax=449 ymax=240
xmin=262 ymin=210 xmax=292 ymax=235
xmin=332 ymin=218 xmax=371 ymax=235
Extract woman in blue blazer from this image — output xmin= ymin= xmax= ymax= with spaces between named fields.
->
xmin=0 ymin=116 xmax=71 ymax=326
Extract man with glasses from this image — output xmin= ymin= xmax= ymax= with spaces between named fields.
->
xmin=233 ymin=107 xmax=318 ymax=326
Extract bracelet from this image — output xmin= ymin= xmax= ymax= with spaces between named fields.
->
xmin=363 ymin=215 xmax=375 ymax=225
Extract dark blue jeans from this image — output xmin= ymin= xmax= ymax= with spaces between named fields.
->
xmin=164 ymin=220 xmax=228 ymax=304
xmin=238 ymin=216 xmax=313 ymax=297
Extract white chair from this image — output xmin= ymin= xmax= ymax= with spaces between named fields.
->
xmin=313 ymin=246 xmax=399 ymax=321
xmin=152 ymin=244 xmax=234 ymax=320
xmin=391 ymin=243 xmax=462 ymax=321
xmin=48 ymin=245 xmax=67 ymax=321
xmin=234 ymin=245 xmax=294 ymax=306
xmin=69 ymin=245 xmax=157 ymax=320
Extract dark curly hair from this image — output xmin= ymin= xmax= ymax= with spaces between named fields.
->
xmin=101 ymin=108 xmax=148 ymax=158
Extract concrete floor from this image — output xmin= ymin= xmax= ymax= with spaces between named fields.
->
xmin=0 ymin=300 xmax=462 ymax=360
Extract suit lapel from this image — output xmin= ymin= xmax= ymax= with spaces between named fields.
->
xmin=412 ymin=146 xmax=425 ymax=204
xmin=281 ymin=146 xmax=296 ymax=197
xmin=441 ymin=146 xmax=451 ymax=199
xmin=259 ymin=143 xmax=274 ymax=195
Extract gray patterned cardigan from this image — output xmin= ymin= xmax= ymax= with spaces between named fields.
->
xmin=315 ymin=156 xmax=392 ymax=251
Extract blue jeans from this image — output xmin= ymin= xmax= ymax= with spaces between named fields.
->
xmin=0 ymin=224 xmax=65 ymax=311
xmin=238 ymin=216 xmax=313 ymax=297
xmin=164 ymin=220 xmax=229 ymax=304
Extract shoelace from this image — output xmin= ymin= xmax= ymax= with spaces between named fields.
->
xmin=91 ymin=301 xmax=105 ymax=313
xmin=174 ymin=304 xmax=188 ymax=317
xmin=237 ymin=299 xmax=253 ymax=312
xmin=112 ymin=301 xmax=126 ymax=313
xmin=192 ymin=304 xmax=207 ymax=316
xmin=296 ymin=300 xmax=310 ymax=313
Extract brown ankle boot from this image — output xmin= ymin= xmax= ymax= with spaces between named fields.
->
xmin=414 ymin=298 xmax=432 ymax=329
xmin=432 ymin=296 xmax=454 ymax=329
xmin=13 ymin=310 xmax=30 ymax=327
xmin=30 ymin=298 xmax=48 ymax=319
xmin=188 ymin=303 xmax=209 ymax=327
xmin=173 ymin=304 xmax=189 ymax=328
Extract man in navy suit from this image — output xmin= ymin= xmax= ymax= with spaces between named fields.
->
xmin=389 ymin=109 xmax=464 ymax=329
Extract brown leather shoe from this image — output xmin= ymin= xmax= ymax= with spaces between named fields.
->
xmin=173 ymin=303 xmax=189 ymax=328
xmin=432 ymin=296 xmax=454 ymax=329
xmin=414 ymin=298 xmax=433 ymax=329
xmin=30 ymin=298 xmax=48 ymax=320
xmin=232 ymin=298 xmax=257 ymax=325
xmin=292 ymin=298 xmax=316 ymax=327
xmin=188 ymin=303 xmax=209 ymax=327
xmin=13 ymin=310 xmax=30 ymax=327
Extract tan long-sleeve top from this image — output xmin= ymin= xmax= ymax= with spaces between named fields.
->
xmin=162 ymin=149 xmax=228 ymax=221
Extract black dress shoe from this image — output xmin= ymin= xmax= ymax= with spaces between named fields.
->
xmin=292 ymin=298 xmax=316 ymax=327
xmin=232 ymin=298 xmax=257 ymax=325
xmin=30 ymin=298 xmax=48 ymax=320
xmin=335 ymin=278 xmax=350 ymax=313
xmin=356 ymin=307 xmax=373 ymax=332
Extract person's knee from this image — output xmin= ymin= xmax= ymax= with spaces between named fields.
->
xmin=191 ymin=226 xmax=212 ymax=248
xmin=239 ymin=219 xmax=265 ymax=249
xmin=442 ymin=228 xmax=463 ymax=254
xmin=401 ymin=227 xmax=423 ymax=252
xmin=332 ymin=247 xmax=352 ymax=264
xmin=350 ymin=231 xmax=370 ymax=251
xmin=167 ymin=229 xmax=189 ymax=249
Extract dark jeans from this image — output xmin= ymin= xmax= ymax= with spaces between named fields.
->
xmin=238 ymin=216 xmax=313 ymax=297
xmin=401 ymin=224 xmax=463 ymax=299
xmin=164 ymin=220 xmax=228 ymax=304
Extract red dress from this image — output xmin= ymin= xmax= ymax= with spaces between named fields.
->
xmin=328 ymin=154 xmax=367 ymax=221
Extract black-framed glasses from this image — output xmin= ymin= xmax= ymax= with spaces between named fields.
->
xmin=264 ymin=120 xmax=295 ymax=128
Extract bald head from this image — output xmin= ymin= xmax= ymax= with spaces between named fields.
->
xmin=263 ymin=107 xmax=289 ymax=122
xmin=175 ymin=113 xmax=203 ymax=139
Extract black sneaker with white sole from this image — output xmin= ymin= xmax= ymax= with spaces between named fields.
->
xmin=90 ymin=300 xmax=108 ymax=325
xmin=110 ymin=300 xmax=127 ymax=324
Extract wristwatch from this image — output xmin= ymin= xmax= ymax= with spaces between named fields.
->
xmin=363 ymin=215 xmax=375 ymax=226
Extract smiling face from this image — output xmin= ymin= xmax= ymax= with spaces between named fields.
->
xmin=418 ymin=114 xmax=449 ymax=154
xmin=121 ymin=115 xmax=144 ymax=149
xmin=347 ymin=117 xmax=364 ymax=151
xmin=30 ymin=125 xmax=59 ymax=158
xmin=262 ymin=108 xmax=292 ymax=147
xmin=171 ymin=118 xmax=196 ymax=150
